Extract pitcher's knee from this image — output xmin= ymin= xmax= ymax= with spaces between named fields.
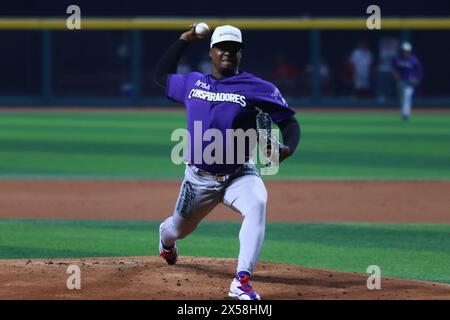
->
xmin=255 ymin=192 xmax=268 ymax=211
xmin=243 ymin=195 xmax=267 ymax=220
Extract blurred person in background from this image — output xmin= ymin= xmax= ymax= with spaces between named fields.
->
xmin=337 ymin=59 xmax=354 ymax=97
xmin=391 ymin=42 xmax=423 ymax=121
xmin=349 ymin=40 xmax=374 ymax=98
xmin=272 ymin=53 xmax=300 ymax=96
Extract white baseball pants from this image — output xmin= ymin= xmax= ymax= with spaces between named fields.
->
xmin=399 ymin=82 xmax=415 ymax=118
xmin=159 ymin=163 xmax=267 ymax=275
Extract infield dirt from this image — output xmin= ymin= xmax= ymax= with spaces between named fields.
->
xmin=1 ymin=257 xmax=449 ymax=300
xmin=1 ymin=180 xmax=449 ymax=223
xmin=0 ymin=180 xmax=449 ymax=299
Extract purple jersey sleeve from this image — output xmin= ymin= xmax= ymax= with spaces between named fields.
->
xmin=166 ymin=72 xmax=203 ymax=103
xmin=253 ymin=81 xmax=295 ymax=123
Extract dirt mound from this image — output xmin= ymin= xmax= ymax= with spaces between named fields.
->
xmin=0 ymin=257 xmax=448 ymax=300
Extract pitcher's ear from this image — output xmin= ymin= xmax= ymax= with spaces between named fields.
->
xmin=209 ymin=49 xmax=212 ymax=58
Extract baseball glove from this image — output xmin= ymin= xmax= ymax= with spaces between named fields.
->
xmin=255 ymin=108 xmax=289 ymax=164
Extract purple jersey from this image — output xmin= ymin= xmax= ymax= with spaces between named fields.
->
xmin=167 ymin=71 xmax=295 ymax=174
xmin=392 ymin=54 xmax=423 ymax=81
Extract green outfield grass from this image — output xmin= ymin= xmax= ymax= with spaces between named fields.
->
xmin=0 ymin=111 xmax=449 ymax=179
xmin=0 ymin=219 xmax=449 ymax=284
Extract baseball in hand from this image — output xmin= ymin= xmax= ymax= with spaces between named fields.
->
xmin=194 ymin=22 xmax=210 ymax=37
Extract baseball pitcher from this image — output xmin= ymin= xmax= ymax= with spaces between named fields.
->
xmin=154 ymin=24 xmax=301 ymax=300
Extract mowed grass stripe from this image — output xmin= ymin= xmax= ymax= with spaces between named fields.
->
xmin=0 ymin=152 xmax=183 ymax=178
xmin=0 ymin=219 xmax=449 ymax=283
xmin=1 ymin=111 xmax=449 ymax=179
xmin=0 ymin=111 xmax=187 ymax=121
xmin=280 ymin=165 xmax=449 ymax=180
xmin=0 ymin=140 xmax=173 ymax=157
xmin=0 ymin=112 xmax=186 ymax=128
xmin=0 ymin=139 xmax=447 ymax=170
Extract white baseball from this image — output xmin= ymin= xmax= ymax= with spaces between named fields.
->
xmin=195 ymin=22 xmax=210 ymax=37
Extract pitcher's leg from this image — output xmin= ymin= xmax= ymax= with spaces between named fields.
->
xmin=161 ymin=183 xmax=219 ymax=248
xmin=160 ymin=166 xmax=222 ymax=249
xmin=403 ymin=85 xmax=414 ymax=118
xmin=224 ymin=175 xmax=267 ymax=275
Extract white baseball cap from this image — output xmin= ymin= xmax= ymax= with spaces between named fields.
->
xmin=401 ymin=42 xmax=412 ymax=51
xmin=210 ymin=25 xmax=244 ymax=48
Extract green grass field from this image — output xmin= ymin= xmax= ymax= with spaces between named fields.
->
xmin=0 ymin=219 xmax=449 ymax=283
xmin=0 ymin=111 xmax=449 ymax=285
xmin=0 ymin=111 xmax=449 ymax=179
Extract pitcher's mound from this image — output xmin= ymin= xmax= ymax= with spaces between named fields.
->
xmin=0 ymin=256 xmax=448 ymax=300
